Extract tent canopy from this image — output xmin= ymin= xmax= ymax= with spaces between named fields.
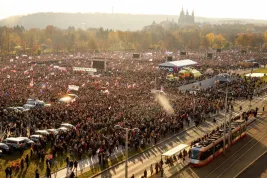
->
xmin=159 ymin=59 xmax=198 ymax=68
xmin=162 ymin=144 xmax=189 ymax=157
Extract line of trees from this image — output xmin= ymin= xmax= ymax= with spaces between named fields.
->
xmin=0 ymin=23 xmax=267 ymax=55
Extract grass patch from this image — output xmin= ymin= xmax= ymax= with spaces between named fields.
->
xmin=0 ymin=147 xmax=86 ymax=178
xmin=78 ymin=146 xmax=148 ymax=178
xmin=252 ymin=68 xmax=267 ymax=74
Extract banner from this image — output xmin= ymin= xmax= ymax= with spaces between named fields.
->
xmin=68 ymin=85 xmax=79 ymax=91
xmin=73 ymin=67 xmax=97 ymax=72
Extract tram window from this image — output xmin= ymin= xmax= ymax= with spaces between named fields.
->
xmin=215 ymin=141 xmax=224 ymax=151
xmin=191 ymin=149 xmax=200 ymax=160
xmin=200 ymin=149 xmax=213 ymax=160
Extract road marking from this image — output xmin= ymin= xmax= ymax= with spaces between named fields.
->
xmin=233 ymin=150 xmax=267 ymax=178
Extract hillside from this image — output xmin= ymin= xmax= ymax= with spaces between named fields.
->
xmin=0 ymin=12 xmax=267 ymax=30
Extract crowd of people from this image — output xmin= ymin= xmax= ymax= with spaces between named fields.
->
xmin=0 ymin=49 xmax=266 ymax=177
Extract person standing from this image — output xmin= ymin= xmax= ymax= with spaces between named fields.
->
xmin=144 ymin=169 xmax=147 ymax=178
xmin=25 ymin=154 xmax=29 ymax=167
xmin=74 ymin=160 xmax=78 ymax=172
xmin=35 ymin=169 xmax=40 ymax=178
xmin=46 ymin=167 xmax=51 ymax=178
xmin=150 ymin=164 xmax=153 ymax=176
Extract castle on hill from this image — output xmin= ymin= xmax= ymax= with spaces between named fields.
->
xmin=178 ymin=7 xmax=195 ymax=25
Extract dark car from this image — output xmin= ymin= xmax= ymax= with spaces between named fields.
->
xmin=0 ymin=143 xmax=10 ymax=153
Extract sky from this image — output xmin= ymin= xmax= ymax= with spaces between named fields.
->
xmin=0 ymin=0 xmax=266 ymax=20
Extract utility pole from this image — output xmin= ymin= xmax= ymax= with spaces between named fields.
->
xmin=228 ymin=102 xmax=232 ymax=148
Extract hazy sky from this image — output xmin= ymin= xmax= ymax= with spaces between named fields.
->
xmin=0 ymin=0 xmax=266 ymax=20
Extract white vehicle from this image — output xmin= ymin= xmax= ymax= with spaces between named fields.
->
xmin=60 ymin=123 xmax=75 ymax=129
xmin=29 ymin=135 xmax=43 ymax=142
xmin=17 ymin=137 xmax=34 ymax=147
xmin=47 ymin=129 xmax=59 ymax=135
xmin=3 ymin=137 xmax=26 ymax=149
xmin=7 ymin=107 xmax=29 ymax=112
xmin=23 ymin=98 xmax=51 ymax=109
xmin=57 ymin=127 xmax=69 ymax=132
xmin=35 ymin=130 xmax=50 ymax=136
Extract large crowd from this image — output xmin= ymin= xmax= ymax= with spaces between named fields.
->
xmin=0 ymin=49 xmax=266 ymax=177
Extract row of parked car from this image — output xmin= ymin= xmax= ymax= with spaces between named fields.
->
xmin=0 ymin=123 xmax=75 ymax=156
xmin=6 ymin=94 xmax=78 ymax=113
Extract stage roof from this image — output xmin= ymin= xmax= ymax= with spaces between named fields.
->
xmin=159 ymin=59 xmax=198 ymax=68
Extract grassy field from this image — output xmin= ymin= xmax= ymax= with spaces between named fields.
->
xmin=0 ymin=147 xmax=86 ymax=178
xmin=78 ymin=147 xmax=148 ymax=178
xmin=0 ymin=145 xmax=148 ymax=178
xmin=252 ymin=68 xmax=267 ymax=74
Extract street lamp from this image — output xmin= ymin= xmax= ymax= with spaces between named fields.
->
xmin=223 ymin=80 xmax=229 ymax=155
xmin=114 ymin=125 xmax=140 ymax=178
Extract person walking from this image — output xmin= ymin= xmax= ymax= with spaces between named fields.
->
xmin=150 ymin=164 xmax=153 ymax=176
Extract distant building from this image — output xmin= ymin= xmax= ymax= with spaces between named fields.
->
xmin=178 ymin=8 xmax=195 ymax=25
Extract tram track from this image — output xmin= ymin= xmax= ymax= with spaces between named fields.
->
xmin=171 ymin=96 xmax=267 ymax=178
xmin=203 ymin=116 xmax=267 ymax=178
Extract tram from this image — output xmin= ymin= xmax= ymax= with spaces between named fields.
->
xmin=190 ymin=119 xmax=247 ymax=167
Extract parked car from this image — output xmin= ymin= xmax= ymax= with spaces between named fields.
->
xmin=47 ymin=129 xmax=59 ymax=135
xmin=0 ymin=143 xmax=10 ymax=153
xmin=35 ymin=130 xmax=49 ymax=136
xmin=60 ymin=123 xmax=75 ymax=129
xmin=23 ymin=98 xmax=51 ymax=109
xmin=57 ymin=127 xmax=68 ymax=132
xmin=3 ymin=137 xmax=26 ymax=150
xmin=7 ymin=107 xmax=29 ymax=113
xmin=29 ymin=135 xmax=43 ymax=142
xmin=17 ymin=137 xmax=34 ymax=147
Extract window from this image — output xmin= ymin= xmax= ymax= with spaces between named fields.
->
xmin=191 ymin=149 xmax=200 ymax=160
xmin=215 ymin=141 xmax=224 ymax=152
xmin=200 ymin=149 xmax=213 ymax=160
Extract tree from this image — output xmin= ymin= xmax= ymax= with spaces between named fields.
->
xmin=205 ymin=33 xmax=215 ymax=48
xmin=214 ymin=34 xmax=226 ymax=48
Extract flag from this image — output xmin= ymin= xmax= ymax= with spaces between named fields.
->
xmin=29 ymin=78 xmax=34 ymax=88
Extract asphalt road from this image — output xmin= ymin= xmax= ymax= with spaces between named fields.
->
xmin=235 ymin=151 xmax=267 ymax=178
xmin=171 ymin=111 xmax=267 ymax=178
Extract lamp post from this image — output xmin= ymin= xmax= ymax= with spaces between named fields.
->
xmin=223 ymin=79 xmax=229 ymax=155
xmin=114 ymin=125 xmax=140 ymax=178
